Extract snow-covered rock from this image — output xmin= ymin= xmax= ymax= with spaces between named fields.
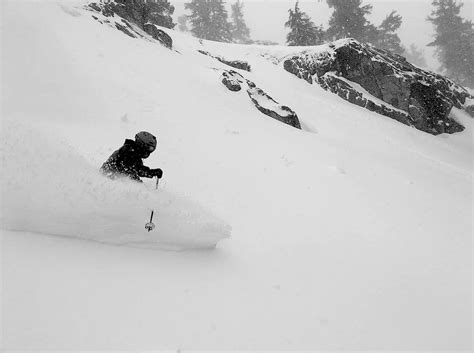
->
xmin=283 ymin=38 xmax=471 ymax=135
xmin=220 ymin=70 xmax=301 ymax=129
xmin=86 ymin=0 xmax=173 ymax=48
xmin=198 ymin=50 xmax=251 ymax=72
xmin=247 ymin=87 xmax=301 ymax=129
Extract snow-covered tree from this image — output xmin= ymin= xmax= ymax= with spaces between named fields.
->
xmin=326 ymin=0 xmax=372 ymax=42
xmin=285 ymin=1 xmax=324 ymax=46
xmin=138 ymin=0 xmax=175 ymax=28
xmin=326 ymin=0 xmax=406 ymax=55
xmin=116 ymin=0 xmax=175 ymax=29
xmin=374 ymin=11 xmax=404 ymax=55
xmin=185 ymin=0 xmax=232 ymax=42
xmin=230 ymin=0 xmax=251 ymax=43
xmin=427 ymin=0 xmax=474 ymax=87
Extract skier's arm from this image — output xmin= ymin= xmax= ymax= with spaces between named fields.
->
xmin=138 ymin=166 xmax=163 ymax=179
xmin=134 ymin=159 xmax=162 ymax=179
xmin=136 ymin=164 xmax=154 ymax=178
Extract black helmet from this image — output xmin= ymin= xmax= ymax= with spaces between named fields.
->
xmin=135 ymin=131 xmax=157 ymax=152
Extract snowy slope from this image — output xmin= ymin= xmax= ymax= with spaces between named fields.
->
xmin=1 ymin=1 xmax=231 ymax=250
xmin=1 ymin=0 xmax=472 ymax=351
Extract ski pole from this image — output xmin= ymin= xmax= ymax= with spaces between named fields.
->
xmin=145 ymin=176 xmax=160 ymax=232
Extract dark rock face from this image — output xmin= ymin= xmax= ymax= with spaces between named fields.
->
xmin=283 ymin=39 xmax=471 ymax=135
xmin=220 ymin=70 xmax=301 ymax=129
xmin=221 ymin=59 xmax=251 ymax=72
xmin=86 ymin=0 xmax=173 ymax=49
xmin=199 ymin=50 xmax=251 ymax=72
xmin=319 ymin=73 xmax=412 ymax=126
xmin=143 ymin=23 xmax=172 ymax=48
xmin=114 ymin=19 xmax=137 ymax=38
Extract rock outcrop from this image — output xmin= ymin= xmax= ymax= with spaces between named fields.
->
xmin=86 ymin=0 xmax=173 ymax=48
xmin=221 ymin=70 xmax=246 ymax=91
xmin=199 ymin=50 xmax=251 ymax=72
xmin=247 ymin=87 xmax=301 ymax=129
xmin=283 ymin=38 xmax=471 ymax=135
xmin=221 ymin=70 xmax=301 ymax=129
xmin=143 ymin=23 xmax=172 ymax=48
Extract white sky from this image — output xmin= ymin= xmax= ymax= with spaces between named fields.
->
xmin=172 ymin=0 xmax=473 ymax=70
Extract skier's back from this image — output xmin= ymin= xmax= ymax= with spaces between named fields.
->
xmin=100 ymin=131 xmax=163 ymax=182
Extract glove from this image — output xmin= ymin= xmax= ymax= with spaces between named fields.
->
xmin=152 ymin=168 xmax=163 ymax=179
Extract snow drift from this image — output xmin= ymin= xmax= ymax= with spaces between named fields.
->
xmin=0 ymin=118 xmax=230 ymax=250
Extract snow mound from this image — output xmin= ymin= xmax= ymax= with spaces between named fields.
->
xmin=0 ymin=119 xmax=230 ymax=251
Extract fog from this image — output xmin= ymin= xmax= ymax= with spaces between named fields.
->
xmin=173 ymin=0 xmax=473 ymax=71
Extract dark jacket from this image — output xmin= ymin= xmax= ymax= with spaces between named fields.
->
xmin=100 ymin=139 xmax=154 ymax=181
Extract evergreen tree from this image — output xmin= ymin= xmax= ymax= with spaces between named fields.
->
xmin=285 ymin=1 xmax=324 ymax=46
xmin=374 ymin=11 xmax=404 ymax=54
xmin=326 ymin=0 xmax=373 ymax=42
xmin=427 ymin=0 xmax=474 ymax=87
xmin=185 ymin=0 xmax=232 ymax=42
xmin=230 ymin=0 xmax=251 ymax=43
xmin=326 ymin=0 xmax=406 ymax=55
xmin=118 ymin=0 xmax=175 ymax=29
xmin=142 ymin=0 xmax=175 ymax=28
xmin=404 ymin=44 xmax=428 ymax=68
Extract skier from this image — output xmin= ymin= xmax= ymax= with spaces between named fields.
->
xmin=100 ymin=131 xmax=163 ymax=182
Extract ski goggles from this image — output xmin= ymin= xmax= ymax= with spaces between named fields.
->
xmin=145 ymin=144 xmax=156 ymax=152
